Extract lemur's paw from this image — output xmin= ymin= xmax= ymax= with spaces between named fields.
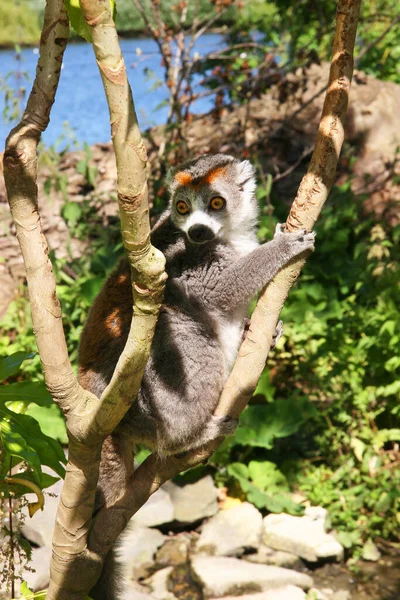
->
xmin=271 ymin=319 xmax=283 ymax=348
xmin=213 ymin=415 xmax=239 ymax=437
xmin=274 ymin=224 xmax=316 ymax=256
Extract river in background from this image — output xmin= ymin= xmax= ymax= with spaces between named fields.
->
xmin=0 ymin=34 xmax=224 ymax=149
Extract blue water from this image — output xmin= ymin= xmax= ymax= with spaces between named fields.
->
xmin=0 ymin=34 xmax=224 ymax=149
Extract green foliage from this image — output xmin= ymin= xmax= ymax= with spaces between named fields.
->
xmin=0 ymin=353 xmax=66 ymax=496
xmin=227 ymin=461 xmax=304 ymax=515
xmin=0 ymin=0 xmax=41 ymax=46
xmin=235 ymin=0 xmax=400 ymax=83
xmin=65 ymin=0 xmax=116 ymax=42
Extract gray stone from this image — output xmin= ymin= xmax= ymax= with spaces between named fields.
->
xmin=23 ymin=545 xmax=52 ymax=591
xmin=21 ymin=478 xmax=63 ymax=547
xmin=156 ymin=534 xmax=191 ymax=567
xmin=263 ymin=508 xmax=344 ymax=563
xmin=197 ymin=502 xmax=262 ymax=556
xmin=210 ymin=588 xmax=306 ymax=600
xmin=132 ymin=487 xmax=175 ymax=528
xmin=149 ymin=566 xmax=177 ymax=600
xmin=244 ymin=545 xmax=302 ymax=569
xmin=307 ymin=588 xmax=330 ymax=600
xmin=123 ymin=582 xmax=155 ymax=600
xmin=119 ymin=525 xmax=165 ymax=580
xmin=164 ymin=476 xmax=218 ymax=524
xmin=332 ymin=591 xmax=351 ymax=600
xmin=191 ymin=556 xmax=313 ymax=598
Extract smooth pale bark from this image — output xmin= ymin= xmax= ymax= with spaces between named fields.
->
xmin=47 ymin=1 xmax=167 ymax=598
xmin=88 ymin=0 xmax=362 ymax=566
xmin=4 ymin=0 xmax=166 ymax=597
xmin=4 ymin=0 xmax=361 ymax=597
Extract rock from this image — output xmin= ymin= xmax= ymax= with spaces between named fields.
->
xmin=149 ymin=566 xmax=177 ymax=600
xmin=307 ymin=588 xmax=330 ymax=600
xmin=156 ymin=534 xmax=191 ymax=567
xmin=23 ymin=546 xmax=52 ymax=591
xmin=132 ymin=487 xmax=175 ymax=528
xmin=332 ymin=591 xmax=351 ymax=600
xmin=263 ymin=507 xmax=344 ymax=563
xmin=22 ymin=478 xmax=64 ymax=547
xmin=209 ymin=588 xmax=306 ymax=600
xmin=123 ymin=582 xmax=155 ymax=600
xmin=120 ymin=525 xmax=165 ymax=580
xmin=244 ymin=545 xmax=302 ymax=569
xmin=361 ymin=539 xmax=381 ymax=562
xmin=197 ymin=502 xmax=262 ymax=556
xmin=164 ymin=476 xmax=218 ymax=524
xmin=191 ymin=556 xmax=313 ymax=598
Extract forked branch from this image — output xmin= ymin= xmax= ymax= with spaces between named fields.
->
xmin=88 ymin=0 xmax=362 ymax=561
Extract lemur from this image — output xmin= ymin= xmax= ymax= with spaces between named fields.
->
xmin=78 ymin=154 xmax=315 ymax=599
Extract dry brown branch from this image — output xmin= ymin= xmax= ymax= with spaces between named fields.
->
xmin=89 ymin=0 xmax=362 ymax=557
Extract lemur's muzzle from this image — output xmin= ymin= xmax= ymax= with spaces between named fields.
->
xmin=187 ymin=224 xmax=215 ymax=244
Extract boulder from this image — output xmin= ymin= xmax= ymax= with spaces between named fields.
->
xmin=123 ymin=582 xmax=155 ymax=600
xmin=209 ymin=588 xmax=306 ymax=600
xmin=119 ymin=526 xmax=165 ymax=580
xmin=263 ymin=507 xmax=344 ymax=563
xmin=197 ymin=502 xmax=262 ymax=556
xmin=156 ymin=534 xmax=191 ymax=567
xmin=244 ymin=545 xmax=302 ymax=569
xmin=132 ymin=487 xmax=175 ymax=528
xmin=164 ymin=476 xmax=218 ymax=524
xmin=23 ymin=546 xmax=52 ymax=592
xmin=191 ymin=556 xmax=313 ymax=598
xmin=149 ymin=566 xmax=177 ymax=600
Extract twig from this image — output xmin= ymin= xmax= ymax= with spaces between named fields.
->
xmin=272 ymin=146 xmax=315 ymax=183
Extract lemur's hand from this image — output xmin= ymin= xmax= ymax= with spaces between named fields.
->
xmin=273 ymin=223 xmax=316 ymax=259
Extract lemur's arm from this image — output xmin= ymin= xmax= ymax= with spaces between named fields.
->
xmin=208 ymin=226 xmax=315 ymax=312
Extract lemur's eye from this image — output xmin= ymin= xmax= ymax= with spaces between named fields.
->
xmin=210 ymin=196 xmax=226 ymax=211
xmin=176 ymin=201 xmax=190 ymax=215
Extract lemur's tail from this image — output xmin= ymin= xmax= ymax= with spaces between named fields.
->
xmin=89 ymin=546 xmax=121 ymax=600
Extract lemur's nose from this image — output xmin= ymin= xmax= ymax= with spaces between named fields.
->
xmin=187 ymin=225 xmax=215 ymax=244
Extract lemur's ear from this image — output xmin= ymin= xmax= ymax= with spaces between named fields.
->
xmin=236 ymin=160 xmax=256 ymax=196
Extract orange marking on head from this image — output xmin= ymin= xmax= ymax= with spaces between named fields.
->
xmin=117 ymin=273 xmax=128 ymax=284
xmin=105 ymin=308 xmax=122 ymax=338
xmin=174 ymin=171 xmax=193 ymax=186
xmin=203 ymin=166 xmax=228 ymax=184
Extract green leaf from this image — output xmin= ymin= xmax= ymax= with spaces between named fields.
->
xmin=248 ymin=460 xmax=289 ymax=491
xmin=0 ymin=352 xmax=35 ymax=382
xmin=8 ymin=469 xmax=60 ymax=490
xmin=26 ymin=403 xmax=68 ymax=445
xmin=17 ymin=582 xmax=48 ymax=600
xmin=64 ymin=0 xmax=116 ymax=42
xmin=0 ymin=404 xmax=66 ymax=482
xmin=0 ymin=420 xmax=42 ymax=481
xmin=227 ymin=463 xmax=303 ymax=515
xmin=234 ymin=398 xmax=315 ymax=450
xmin=0 ymin=382 xmax=52 ymax=407
xmin=62 ymin=201 xmax=82 ymax=227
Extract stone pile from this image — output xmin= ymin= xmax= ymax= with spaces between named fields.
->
xmin=19 ymin=474 xmax=352 ymax=600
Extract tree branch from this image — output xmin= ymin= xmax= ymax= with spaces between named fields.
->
xmin=89 ymin=0 xmax=362 ymax=557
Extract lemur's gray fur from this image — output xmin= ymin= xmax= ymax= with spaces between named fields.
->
xmin=79 ymin=154 xmax=315 ymax=600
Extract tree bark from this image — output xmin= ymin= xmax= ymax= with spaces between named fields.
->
xmin=3 ymin=0 xmax=361 ymax=597
xmin=4 ymin=0 xmax=166 ymax=597
xmin=88 ymin=0 xmax=362 ymax=566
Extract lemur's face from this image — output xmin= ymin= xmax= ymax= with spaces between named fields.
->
xmin=169 ymin=154 xmax=258 ymax=245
